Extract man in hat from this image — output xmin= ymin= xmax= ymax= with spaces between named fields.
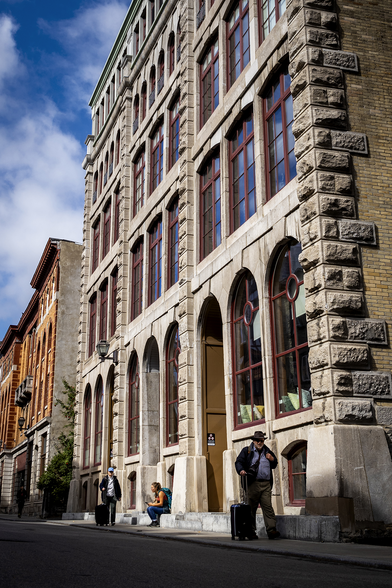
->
xmin=235 ymin=431 xmax=280 ymax=540
xmin=99 ymin=467 xmax=121 ymax=526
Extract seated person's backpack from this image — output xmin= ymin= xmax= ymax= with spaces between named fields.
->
xmin=161 ymin=487 xmax=172 ymax=512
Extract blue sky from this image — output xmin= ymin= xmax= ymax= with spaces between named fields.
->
xmin=0 ymin=0 xmax=130 ymax=340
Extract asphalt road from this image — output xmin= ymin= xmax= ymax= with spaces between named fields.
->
xmin=0 ymin=519 xmax=391 ymax=588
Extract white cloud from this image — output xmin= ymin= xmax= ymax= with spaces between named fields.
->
xmin=0 ymin=15 xmax=21 ymax=87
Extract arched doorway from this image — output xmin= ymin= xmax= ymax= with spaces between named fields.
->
xmin=201 ymin=297 xmax=226 ymax=512
xmin=107 ymin=367 xmax=115 ymax=466
xmin=143 ymin=337 xmax=160 ymax=464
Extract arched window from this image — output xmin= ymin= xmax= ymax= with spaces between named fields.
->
xmin=232 ymin=271 xmax=263 ymax=427
xmin=132 ymin=239 xmax=144 ymax=320
xmin=157 ymin=51 xmax=164 ymax=94
xmin=93 ymin=172 xmax=98 ymax=204
xmin=168 ymin=33 xmax=175 ymax=75
xmin=141 ymin=82 xmax=147 ymax=120
xmin=169 ymin=96 xmax=180 ymax=169
xmin=94 ymin=378 xmax=104 ymax=465
xmin=227 ymin=0 xmax=250 ymax=89
xmin=259 ymin=0 xmax=287 ymax=44
xmin=149 ymin=66 xmax=156 ymax=107
xmin=109 ymin=142 xmax=114 ymax=175
xmin=177 ymin=23 xmax=181 ymax=62
xmin=288 ymin=443 xmax=307 ymax=505
xmin=104 ymin=152 xmax=109 ymax=186
xmin=128 ymin=355 xmax=140 ymax=455
xmin=99 ymin=162 xmax=104 ymax=195
xmin=134 ymin=151 xmax=145 ymax=216
xmin=133 ymin=95 xmax=139 ymax=133
xmin=270 ymin=241 xmax=310 ymax=415
xmin=83 ymin=387 xmax=92 ymax=468
xmin=166 ymin=325 xmax=180 ymax=445
xmin=115 ymin=130 xmax=121 ymax=166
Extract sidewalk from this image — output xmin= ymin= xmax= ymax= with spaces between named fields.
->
xmin=2 ymin=515 xmax=391 ymax=571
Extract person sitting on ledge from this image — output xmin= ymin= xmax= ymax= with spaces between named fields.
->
xmin=147 ymin=482 xmax=170 ymax=527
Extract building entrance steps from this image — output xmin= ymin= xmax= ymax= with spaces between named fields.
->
xmin=63 ymin=511 xmax=341 ymax=542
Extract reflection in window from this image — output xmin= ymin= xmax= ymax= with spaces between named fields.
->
xmin=94 ymin=378 xmax=104 ymax=465
xmin=271 ymin=241 xmax=310 ymax=415
xmin=288 ymin=443 xmax=307 ymax=504
xmin=128 ymin=356 xmax=140 ymax=455
xmin=83 ymin=387 xmax=91 ymax=468
xmin=201 ymin=153 xmax=221 ymax=259
xmin=229 ymin=111 xmax=255 ymax=232
xmin=232 ymin=272 xmax=264 ymax=427
xmin=167 ymin=325 xmax=180 ymax=445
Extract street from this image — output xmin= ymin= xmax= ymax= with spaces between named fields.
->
xmin=0 ymin=519 xmax=391 ymax=588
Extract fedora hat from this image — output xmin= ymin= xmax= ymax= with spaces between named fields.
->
xmin=250 ymin=431 xmax=267 ymax=441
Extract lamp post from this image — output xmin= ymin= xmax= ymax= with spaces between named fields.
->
xmin=96 ymin=340 xmax=119 ymax=365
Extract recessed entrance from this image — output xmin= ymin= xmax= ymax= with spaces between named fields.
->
xmin=201 ymin=298 xmax=226 ymax=512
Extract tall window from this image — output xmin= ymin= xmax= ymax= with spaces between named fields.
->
xmin=93 ymin=172 xmax=98 ymax=204
xmin=99 ymin=162 xmax=104 ymax=195
xmin=89 ymin=295 xmax=97 ymax=357
xmin=141 ymin=9 xmax=146 ymax=42
xmin=92 ymin=220 xmax=100 ymax=272
xmin=168 ymin=198 xmax=179 ymax=288
xmin=227 ymin=0 xmax=250 ymax=89
xmin=128 ymin=356 xmax=140 ymax=455
xmin=168 ymin=33 xmax=175 ymax=75
xmin=158 ymin=51 xmax=164 ymax=94
xmin=40 ymin=434 xmax=47 ymax=476
xmin=150 ymin=0 xmax=155 ymax=24
xmin=264 ymin=66 xmax=296 ymax=199
xmin=260 ymin=0 xmax=286 ymax=43
xmin=109 ymin=142 xmax=114 ymax=175
xmin=200 ymin=38 xmax=219 ymax=127
xmin=288 ymin=443 xmax=307 ymax=505
xmin=229 ymin=111 xmax=255 ymax=232
xmin=94 ymin=379 xmax=104 ymax=465
xmin=132 ymin=240 xmax=144 ymax=320
xmin=115 ymin=130 xmax=121 ymax=166
xmin=170 ymin=97 xmax=180 ymax=169
xmin=133 ymin=95 xmax=139 ymax=133
xmin=270 ymin=241 xmax=310 ymax=415
xmin=232 ymin=272 xmax=263 ymax=427
xmin=141 ymin=83 xmax=147 ymax=120
xmin=114 ymin=189 xmax=120 ymax=243
xmin=111 ymin=268 xmax=118 ymax=337
xmin=151 ymin=122 xmax=164 ymax=192
xmin=149 ymin=66 xmax=156 ymax=106
xmin=135 ymin=23 xmax=140 ymax=53
xmin=177 ymin=23 xmax=181 ymax=62
xmin=134 ymin=151 xmax=145 ymax=216
xmin=201 ymin=153 xmax=221 ymax=259
xmin=104 ymin=152 xmax=109 ymax=186
xmin=149 ymin=219 xmax=162 ymax=304
xmin=99 ymin=281 xmax=108 ymax=341
xmin=83 ymin=388 xmax=91 ymax=468
xmin=103 ymin=203 xmax=111 ymax=258
xmin=167 ymin=326 xmax=180 ymax=445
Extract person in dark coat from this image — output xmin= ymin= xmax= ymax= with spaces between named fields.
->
xmin=16 ymin=485 xmax=26 ymax=518
xmin=99 ymin=467 xmax=121 ymax=526
xmin=235 ymin=431 xmax=280 ymax=540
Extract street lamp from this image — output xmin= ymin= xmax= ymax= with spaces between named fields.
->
xmin=96 ymin=340 xmax=119 ymax=365
xmin=18 ymin=416 xmax=29 ymax=432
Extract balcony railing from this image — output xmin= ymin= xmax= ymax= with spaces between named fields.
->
xmin=15 ymin=376 xmax=33 ymax=408
xmin=133 ymin=118 xmax=139 ymax=134
xmin=149 ymin=89 xmax=156 ymax=108
xmin=157 ymin=74 xmax=164 ymax=95
xmin=196 ymin=3 xmax=205 ymax=29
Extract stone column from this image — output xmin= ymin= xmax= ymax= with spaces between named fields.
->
xmin=287 ymin=0 xmax=392 ymax=525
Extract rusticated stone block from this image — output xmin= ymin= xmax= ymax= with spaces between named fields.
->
xmin=297 ymin=151 xmax=315 ymax=178
xmin=308 ymin=316 xmax=328 ymax=343
xmin=376 ymin=406 xmax=392 ymax=426
xmin=306 ymin=291 xmax=326 ymax=319
xmin=297 ymin=173 xmax=317 ymax=201
xmin=309 ymin=343 xmax=330 ymax=369
xmin=324 ymin=266 xmax=343 ymax=289
xmin=352 ymin=372 xmax=391 ymax=397
xmin=333 ymin=371 xmax=353 ymax=395
xmin=302 ymin=218 xmax=320 ymax=247
xmin=320 ymin=195 xmax=355 ymax=217
xmin=346 ymin=319 xmax=387 ymax=344
xmin=299 ymin=242 xmax=322 ymax=270
xmin=290 ymin=67 xmax=308 ymax=95
xmin=289 ymin=30 xmax=308 ymax=60
xmin=343 ymin=268 xmax=362 ymax=289
xmin=339 ymin=221 xmax=376 ymax=245
xmin=331 ymin=344 xmax=369 ymax=368
xmin=335 ymin=399 xmax=373 ymax=422
xmin=331 ymin=131 xmax=368 ymax=154
xmin=326 ymin=292 xmax=363 ymax=314
xmin=294 ymin=130 xmax=313 ymax=159
xmin=300 ymin=195 xmax=318 ymax=222
xmin=320 ymin=11 xmax=337 ymax=28
xmin=316 ymin=150 xmax=350 ymax=171
xmin=293 ymin=108 xmax=313 ymax=138
xmin=304 ymin=9 xmax=322 ymax=27
xmin=323 ymin=242 xmax=359 ymax=264
xmin=330 ymin=318 xmax=347 ymax=340
xmin=323 ymin=49 xmax=358 ymax=71
xmin=287 ymin=0 xmax=303 ymax=23
xmin=304 ymin=266 xmax=323 ymax=293
xmin=313 ymin=397 xmax=334 ymax=424
xmin=309 ymin=66 xmax=343 ymax=87
xmin=314 ymin=128 xmax=332 ymax=148
xmin=307 ymin=28 xmax=339 ymax=49
xmin=318 ymin=173 xmax=353 ymax=194
xmin=311 ymin=370 xmax=332 ymax=397
xmin=322 ymin=219 xmax=338 ymax=238
xmin=313 ymin=108 xmax=347 ymax=129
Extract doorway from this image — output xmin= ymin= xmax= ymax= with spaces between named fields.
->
xmin=201 ymin=298 xmax=226 ymax=512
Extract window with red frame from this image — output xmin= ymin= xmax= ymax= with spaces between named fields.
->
xmin=104 ymin=153 xmax=109 ymax=186
xmin=270 ymin=241 xmax=311 ymax=416
xmin=151 ymin=123 xmax=164 ymax=192
xmin=168 ymin=198 xmax=179 ymax=288
xmin=133 ymin=94 xmax=139 ymax=131
xmin=103 ymin=203 xmax=111 ymax=258
xmin=135 ymin=23 xmax=140 ymax=53
xmin=168 ymin=33 xmax=175 ymax=75
xmin=94 ymin=378 xmax=104 ymax=465
xmin=264 ymin=66 xmax=296 ymax=199
xmin=115 ymin=130 xmax=121 ymax=166
xmin=158 ymin=51 xmax=164 ymax=94
xmin=110 ymin=268 xmax=118 ymax=337
xmin=227 ymin=0 xmax=250 ymax=89
xmin=141 ymin=9 xmax=146 ymax=42
xmin=88 ymin=294 xmax=97 ymax=357
xmin=232 ymin=271 xmax=263 ymax=427
xmin=109 ymin=142 xmax=114 ymax=175
xmin=177 ymin=23 xmax=181 ymax=62
xmin=92 ymin=220 xmax=100 ymax=273
xmin=201 ymin=152 xmax=221 ymax=259
xmin=83 ymin=387 xmax=91 ymax=468
xmin=128 ymin=355 xmax=140 ymax=455
xmin=260 ymin=0 xmax=286 ymax=43
xmin=132 ymin=240 xmax=143 ymax=320
xmin=134 ymin=152 xmax=145 ymax=216
xmin=93 ymin=172 xmax=98 ymax=204
xmin=149 ymin=219 xmax=162 ymax=304
xmin=141 ymin=83 xmax=147 ymax=120
xmin=99 ymin=162 xmax=103 ymax=195
xmin=99 ymin=281 xmax=108 ymax=341
xmin=167 ymin=325 xmax=180 ymax=445
xmin=288 ymin=443 xmax=307 ymax=505
xmin=149 ymin=66 xmax=156 ymax=107
xmin=200 ymin=38 xmax=219 ymax=127
xmin=170 ymin=97 xmax=180 ymax=169
xmin=229 ymin=110 xmax=255 ymax=232
xmin=150 ymin=0 xmax=155 ymax=24
xmin=113 ymin=189 xmax=120 ymax=243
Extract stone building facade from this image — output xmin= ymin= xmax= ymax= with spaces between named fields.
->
xmin=0 ymin=239 xmax=82 ymax=515
xmin=68 ymin=0 xmax=392 ymax=532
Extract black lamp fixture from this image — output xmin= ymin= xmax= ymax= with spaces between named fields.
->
xmin=18 ymin=416 xmax=29 ymax=432
xmin=96 ymin=340 xmax=119 ymax=365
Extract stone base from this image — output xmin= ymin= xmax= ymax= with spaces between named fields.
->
xmin=171 ymin=455 xmax=208 ymax=514
xmin=305 ymin=496 xmax=355 ymax=532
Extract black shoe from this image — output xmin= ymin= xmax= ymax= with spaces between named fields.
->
xmin=147 ymin=520 xmax=159 ymax=527
xmin=248 ymin=534 xmax=258 ymax=540
xmin=111 ymin=522 xmax=115 ymax=526
xmin=268 ymin=530 xmax=280 ymax=540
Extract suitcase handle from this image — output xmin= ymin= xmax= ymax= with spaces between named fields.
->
xmin=241 ymin=474 xmax=249 ymax=505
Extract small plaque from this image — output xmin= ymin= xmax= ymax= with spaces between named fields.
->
xmin=207 ymin=433 xmax=215 ymax=446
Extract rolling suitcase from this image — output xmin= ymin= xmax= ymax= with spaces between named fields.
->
xmin=95 ymin=503 xmax=109 ymax=526
xmin=231 ymin=476 xmax=253 ymax=540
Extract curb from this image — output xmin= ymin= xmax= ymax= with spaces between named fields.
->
xmin=67 ymin=523 xmax=392 ymax=572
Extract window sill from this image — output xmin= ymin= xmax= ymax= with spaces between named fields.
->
xmin=124 ymin=455 xmax=140 ymax=466
xmin=272 ymin=408 xmax=313 ymax=433
xmin=162 ymin=445 xmax=179 ymax=457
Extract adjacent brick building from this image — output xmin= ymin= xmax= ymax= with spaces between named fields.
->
xmin=68 ymin=0 xmax=392 ymax=535
xmin=0 ymin=239 xmax=82 ymax=515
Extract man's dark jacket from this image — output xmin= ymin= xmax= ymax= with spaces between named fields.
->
xmin=235 ymin=443 xmax=278 ymax=489
xmin=99 ymin=475 xmax=121 ymax=502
